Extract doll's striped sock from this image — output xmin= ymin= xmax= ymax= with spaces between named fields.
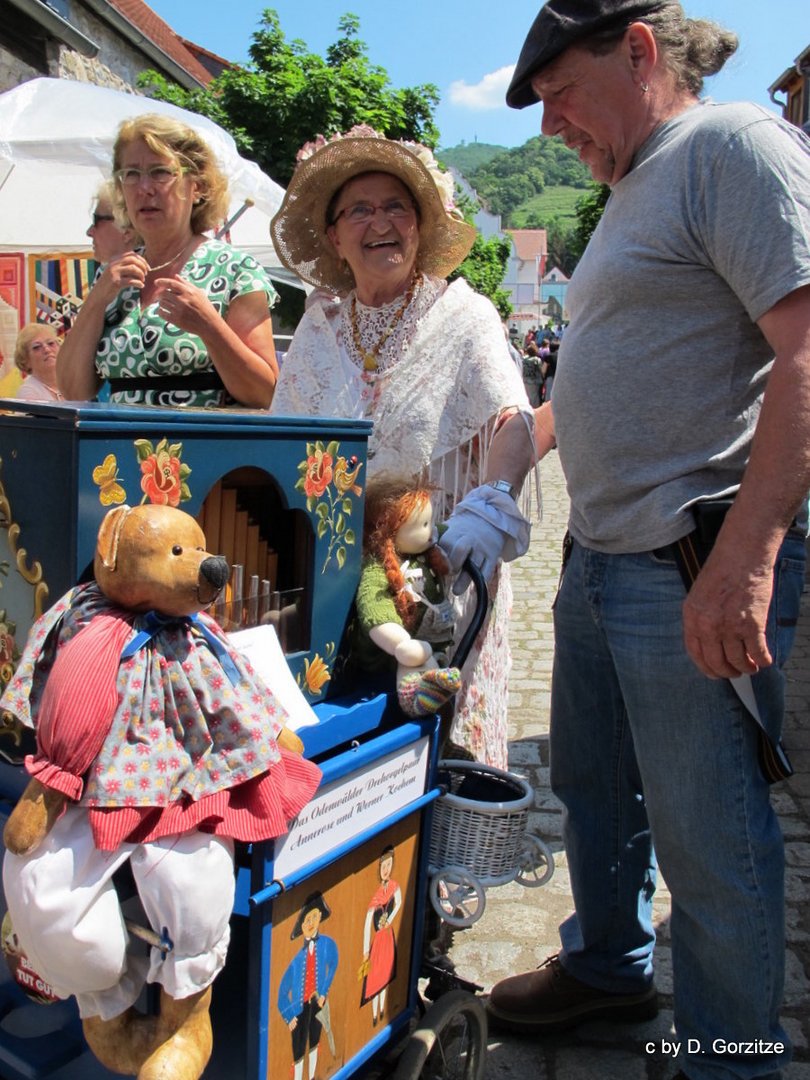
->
xmin=398 ymin=667 xmax=461 ymax=717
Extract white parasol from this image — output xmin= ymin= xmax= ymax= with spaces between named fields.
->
xmin=0 ymin=77 xmax=291 ymax=280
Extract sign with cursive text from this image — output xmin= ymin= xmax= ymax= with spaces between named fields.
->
xmin=273 ymin=737 xmax=430 ymax=879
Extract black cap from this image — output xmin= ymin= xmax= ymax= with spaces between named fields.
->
xmin=507 ymin=0 xmax=671 ymax=109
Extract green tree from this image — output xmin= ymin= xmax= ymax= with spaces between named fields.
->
xmin=138 ymin=10 xmax=439 ymax=186
xmin=138 ymin=10 xmax=441 ymax=324
xmin=139 ymin=10 xmax=514 ymax=313
xmin=540 ymin=217 xmax=578 ymax=277
xmin=450 ymin=235 xmax=513 ymax=321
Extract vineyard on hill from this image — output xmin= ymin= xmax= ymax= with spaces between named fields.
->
xmin=438 ymin=136 xmax=603 ymax=273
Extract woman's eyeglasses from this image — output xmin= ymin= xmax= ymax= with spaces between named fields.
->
xmin=332 ymin=198 xmax=416 ymax=225
xmin=114 ymin=166 xmax=182 ymax=188
xmin=91 ymin=213 xmax=115 ymax=227
xmin=29 ymin=339 xmax=60 ymax=353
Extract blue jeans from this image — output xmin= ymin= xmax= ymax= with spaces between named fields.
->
xmin=551 ymin=534 xmax=805 ymax=1080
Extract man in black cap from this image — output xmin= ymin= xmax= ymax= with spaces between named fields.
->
xmin=482 ymin=3 xmax=810 ymax=1078
xmin=506 ymin=0 xmax=670 ymax=109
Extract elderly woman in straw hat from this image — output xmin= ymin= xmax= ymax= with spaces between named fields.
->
xmin=270 ymin=126 xmax=536 ymax=767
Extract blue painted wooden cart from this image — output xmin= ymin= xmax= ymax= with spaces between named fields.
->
xmin=0 ymin=402 xmax=486 ymax=1080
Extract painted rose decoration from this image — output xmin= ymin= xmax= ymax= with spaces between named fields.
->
xmin=296 ymin=441 xmax=364 ymax=573
xmin=92 ymin=438 xmax=192 ymax=508
xmin=135 ymin=438 xmax=192 ymax=506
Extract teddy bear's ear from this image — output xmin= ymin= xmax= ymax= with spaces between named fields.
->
xmin=96 ymin=505 xmax=132 ymax=572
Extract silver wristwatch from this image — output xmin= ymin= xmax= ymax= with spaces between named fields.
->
xmin=487 ymin=480 xmax=517 ymax=500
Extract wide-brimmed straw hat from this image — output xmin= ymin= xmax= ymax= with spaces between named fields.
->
xmin=270 ymin=127 xmax=476 ymax=293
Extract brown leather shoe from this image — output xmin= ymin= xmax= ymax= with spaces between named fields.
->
xmin=487 ymin=954 xmax=658 ymax=1033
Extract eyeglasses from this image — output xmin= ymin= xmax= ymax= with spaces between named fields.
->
xmin=29 ymin=339 xmax=60 ymax=353
xmin=114 ymin=165 xmax=182 ymax=188
xmin=91 ymin=213 xmax=115 ymax=227
xmin=332 ymin=198 xmax=416 ymax=226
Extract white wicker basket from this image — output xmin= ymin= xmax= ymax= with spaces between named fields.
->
xmin=428 ymin=760 xmax=533 ymax=888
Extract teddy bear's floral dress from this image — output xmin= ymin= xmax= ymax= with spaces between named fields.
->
xmin=2 ymin=582 xmax=320 ymax=852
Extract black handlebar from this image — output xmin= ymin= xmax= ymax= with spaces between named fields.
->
xmin=450 ymin=558 xmax=489 ymax=671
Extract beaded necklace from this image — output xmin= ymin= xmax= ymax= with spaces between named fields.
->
xmin=350 ymin=273 xmax=422 ymax=372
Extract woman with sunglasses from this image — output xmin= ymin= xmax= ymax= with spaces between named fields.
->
xmin=86 ymin=179 xmax=135 ymax=268
xmin=58 ymin=114 xmax=278 ymax=408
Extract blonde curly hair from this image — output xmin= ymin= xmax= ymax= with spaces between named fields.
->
xmin=112 ymin=114 xmax=230 ymax=234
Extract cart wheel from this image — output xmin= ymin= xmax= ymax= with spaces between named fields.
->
xmin=429 ymin=867 xmax=486 ymax=928
xmin=515 ymin=832 xmax=555 ymax=888
xmin=389 ymin=990 xmax=487 ymax=1080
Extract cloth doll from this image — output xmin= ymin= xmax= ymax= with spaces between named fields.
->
xmin=0 ymin=504 xmax=321 ymax=1080
xmin=351 ymin=476 xmax=461 ymax=717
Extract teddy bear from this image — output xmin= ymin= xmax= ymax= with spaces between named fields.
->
xmin=350 ymin=475 xmax=461 ymax=718
xmin=0 ymin=503 xmax=321 ymax=1080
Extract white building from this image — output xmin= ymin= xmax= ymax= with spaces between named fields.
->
xmin=503 ymin=229 xmax=548 ymax=332
xmin=448 ymin=167 xmax=503 ymax=240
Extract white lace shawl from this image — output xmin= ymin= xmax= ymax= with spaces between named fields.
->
xmin=271 ymin=277 xmax=530 ymax=516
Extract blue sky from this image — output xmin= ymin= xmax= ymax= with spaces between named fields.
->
xmin=148 ymin=0 xmax=806 ymax=149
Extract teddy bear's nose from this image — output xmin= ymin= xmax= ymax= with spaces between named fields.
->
xmin=200 ymin=555 xmax=230 ymax=590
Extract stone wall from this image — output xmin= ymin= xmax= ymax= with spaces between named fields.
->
xmin=0 ymin=50 xmax=48 ymax=93
xmin=1 ymin=1 xmax=173 ymax=96
xmin=61 ymin=3 xmax=151 ymax=92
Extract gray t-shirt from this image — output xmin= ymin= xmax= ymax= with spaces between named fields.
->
xmin=554 ymin=101 xmax=810 ymax=553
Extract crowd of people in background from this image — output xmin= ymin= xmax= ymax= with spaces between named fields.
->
xmin=506 ymin=322 xmax=565 ymax=407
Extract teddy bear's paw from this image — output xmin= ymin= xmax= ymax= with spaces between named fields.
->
xmin=397 ymin=667 xmax=462 ymax=717
xmin=277 ymin=725 xmax=304 ymax=755
xmin=137 ymin=987 xmax=213 ymax=1080
xmin=83 ymin=1006 xmax=159 ymax=1076
xmin=3 ymin=778 xmax=69 ymax=856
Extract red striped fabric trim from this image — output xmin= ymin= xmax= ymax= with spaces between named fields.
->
xmin=87 ymin=749 xmax=321 ymax=851
xmin=26 ymin=613 xmax=133 ymax=800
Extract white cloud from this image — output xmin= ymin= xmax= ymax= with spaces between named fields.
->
xmin=448 ymin=65 xmax=516 ymax=110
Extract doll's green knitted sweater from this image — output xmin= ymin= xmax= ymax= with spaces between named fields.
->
xmin=350 ymin=553 xmax=452 ymax=672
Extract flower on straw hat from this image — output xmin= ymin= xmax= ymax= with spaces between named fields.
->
xmin=270 ymin=125 xmax=476 ymax=293
xmin=296 ymin=125 xmax=457 ymax=212
xmin=401 ymin=141 xmax=457 ymax=213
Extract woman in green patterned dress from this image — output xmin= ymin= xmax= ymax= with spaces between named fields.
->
xmin=58 ymin=114 xmax=279 ymax=409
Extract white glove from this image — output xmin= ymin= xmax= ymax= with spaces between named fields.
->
xmin=438 ymin=485 xmax=531 ymax=595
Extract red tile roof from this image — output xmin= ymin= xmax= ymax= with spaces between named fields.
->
xmin=506 ymin=229 xmax=547 ymax=261
xmin=180 ymin=38 xmax=233 ymax=80
xmin=106 ymin=0 xmax=215 ymax=86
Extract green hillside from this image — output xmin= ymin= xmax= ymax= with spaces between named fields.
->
xmin=509 ymin=185 xmax=584 ymax=228
xmin=440 ymin=136 xmax=602 ymax=274
xmin=436 ymin=142 xmax=506 ymax=175
xmin=440 ymin=137 xmax=589 ymax=222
